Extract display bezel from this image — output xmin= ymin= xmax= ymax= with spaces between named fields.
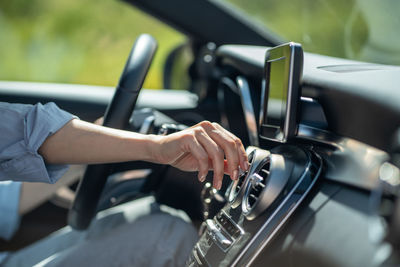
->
xmin=259 ymin=42 xmax=303 ymax=143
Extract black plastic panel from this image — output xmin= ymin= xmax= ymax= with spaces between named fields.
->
xmin=252 ymin=182 xmax=378 ymax=267
xmin=190 ymin=146 xmax=323 ymax=267
xmin=216 ymin=45 xmax=400 ymax=152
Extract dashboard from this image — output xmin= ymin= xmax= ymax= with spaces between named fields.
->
xmin=186 ymin=44 xmax=400 ymax=267
xmin=1 ymin=39 xmax=399 ymax=266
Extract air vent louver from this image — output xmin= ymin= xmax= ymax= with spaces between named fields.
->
xmin=227 ymin=149 xmax=257 ymax=208
xmin=244 ymin=159 xmax=270 ymax=211
xmin=233 ymin=171 xmax=247 ymax=196
xmin=242 ymin=153 xmax=292 ymax=220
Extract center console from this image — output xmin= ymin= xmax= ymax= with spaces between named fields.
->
xmin=187 ymin=145 xmax=323 ymax=266
xmin=187 ymin=42 xmax=324 ymax=266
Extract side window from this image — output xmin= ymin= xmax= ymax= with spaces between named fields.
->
xmin=0 ymin=0 xmax=187 ymax=89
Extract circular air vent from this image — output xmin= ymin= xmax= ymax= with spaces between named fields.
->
xmin=227 ymin=149 xmax=257 ymax=208
xmin=228 ymin=168 xmax=248 ymax=205
xmin=242 ymin=158 xmax=270 ymax=214
xmin=242 ymin=153 xmax=293 ymax=220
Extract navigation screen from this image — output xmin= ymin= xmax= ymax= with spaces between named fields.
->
xmin=259 ymin=43 xmax=303 ymax=142
xmin=262 ymin=56 xmax=287 ymax=141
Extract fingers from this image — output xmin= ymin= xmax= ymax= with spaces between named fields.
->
xmin=200 ymin=121 xmax=248 ymax=174
xmin=194 ymin=128 xmax=225 ymax=189
xmin=189 ymin=121 xmax=248 ymax=189
xmin=207 ymin=125 xmax=240 ymax=179
xmin=186 ymin=136 xmax=209 ymax=182
xmin=212 ymin=123 xmax=249 ymax=171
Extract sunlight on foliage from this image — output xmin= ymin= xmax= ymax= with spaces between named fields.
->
xmin=225 ymin=0 xmax=400 ymax=66
xmin=1 ymin=0 xmax=399 ymax=89
xmin=0 ymin=0 xmax=185 ymax=88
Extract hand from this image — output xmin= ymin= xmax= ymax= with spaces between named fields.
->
xmin=152 ymin=121 xmax=249 ymax=189
xmin=40 ymin=119 xmax=248 ymax=190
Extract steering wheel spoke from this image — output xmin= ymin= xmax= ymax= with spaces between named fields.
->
xmin=68 ymin=34 xmax=158 ymax=230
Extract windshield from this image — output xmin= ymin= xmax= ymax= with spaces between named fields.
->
xmin=224 ymin=0 xmax=400 ymax=66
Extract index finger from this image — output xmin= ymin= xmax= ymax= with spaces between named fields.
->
xmin=211 ymin=123 xmax=249 ymax=171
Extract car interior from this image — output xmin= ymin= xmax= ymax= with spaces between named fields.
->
xmin=1 ymin=0 xmax=400 ymax=266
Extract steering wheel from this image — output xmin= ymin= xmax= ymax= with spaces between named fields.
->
xmin=68 ymin=34 xmax=158 ymax=230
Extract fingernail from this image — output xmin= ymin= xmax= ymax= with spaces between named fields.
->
xmin=232 ymin=169 xmax=238 ymax=180
xmin=239 ymin=167 xmax=246 ymax=177
xmin=244 ymin=161 xmax=249 ymax=170
xmin=199 ymin=175 xmax=206 ymax=182
xmin=216 ymin=180 xmax=222 ymax=190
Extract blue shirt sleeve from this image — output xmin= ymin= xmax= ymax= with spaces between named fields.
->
xmin=0 ymin=181 xmax=21 ymax=240
xmin=0 ymin=102 xmax=76 ymax=183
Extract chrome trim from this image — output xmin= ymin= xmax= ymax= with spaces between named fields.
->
xmin=300 ymin=96 xmax=314 ymax=102
xmin=228 ymin=149 xmax=270 ymax=208
xmin=231 ymin=151 xmax=321 ymax=267
xmin=195 ymin=243 xmax=210 ymax=267
xmin=139 ymin=115 xmax=155 ymax=134
xmin=236 ymin=76 xmax=259 ymax=147
xmin=283 ymin=43 xmax=297 ymax=141
xmin=298 ymin=125 xmax=388 ymax=190
xmin=242 ymin=152 xmax=296 ymax=220
xmin=297 ymin=124 xmax=341 ymax=147
xmin=259 ymin=79 xmax=266 ymax=132
xmin=193 ymin=247 xmax=203 ymax=265
xmin=379 ymin=162 xmax=400 ymax=188
xmin=245 ymin=153 xmax=322 ymax=267
xmin=259 ymin=43 xmax=300 ymax=143
xmin=220 ymin=210 xmax=245 ymax=236
xmin=206 ymin=219 xmax=232 ymax=251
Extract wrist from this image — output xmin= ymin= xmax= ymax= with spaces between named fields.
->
xmin=138 ymin=134 xmax=162 ymax=163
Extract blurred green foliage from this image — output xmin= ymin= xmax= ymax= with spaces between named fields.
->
xmin=226 ymin=0 xmax=400 ymax=66
xmin=0 ymin=0 xmax=185 ymax=88
xmin=1 ymin=0 xmax=399 ymax=90
xmin=226 ymin=0 xmax=366 ymax=58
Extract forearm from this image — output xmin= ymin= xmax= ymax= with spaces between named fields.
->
xmin=38 ymin=119 xmax=248 ymax=190
xmin=39 ymin=119 xmax=157 ymax=165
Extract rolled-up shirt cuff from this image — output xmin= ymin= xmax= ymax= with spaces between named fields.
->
xmin=24 ymin=102 xmax=76 ymax=183
xmin=0 ymin=102 xmax=77 ymax=183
